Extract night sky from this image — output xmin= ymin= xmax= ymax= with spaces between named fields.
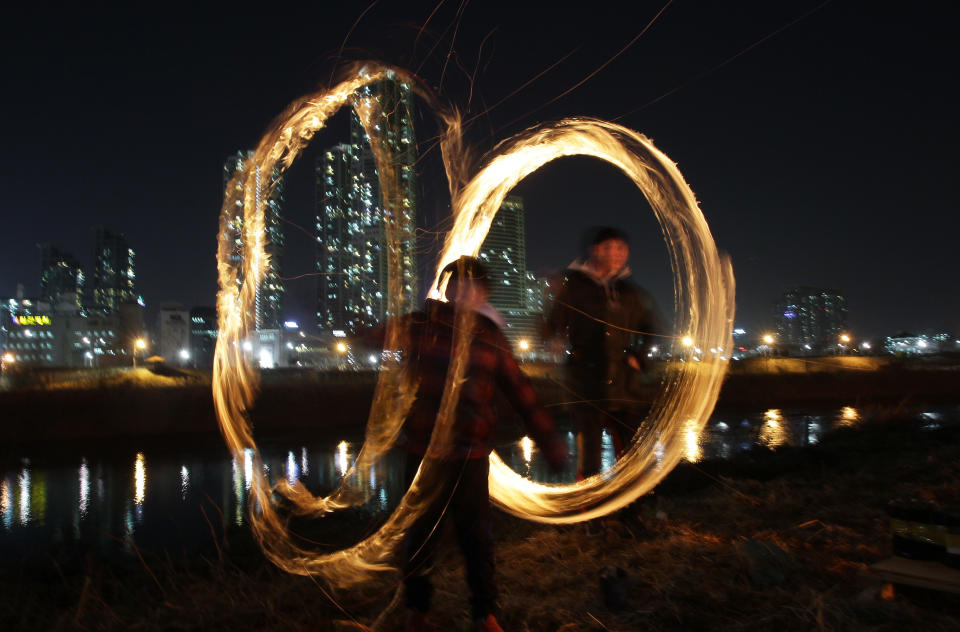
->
xmin=2 ymin=1 xmax=956 ymax=339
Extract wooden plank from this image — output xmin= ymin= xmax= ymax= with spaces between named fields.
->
xmin=869 ymin=557 xmax=960 ymax=594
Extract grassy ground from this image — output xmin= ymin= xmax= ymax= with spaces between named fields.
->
xmin=3 ymin=414 xmax=959 ymax=631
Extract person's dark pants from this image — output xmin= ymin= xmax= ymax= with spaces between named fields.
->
xmin=574 ymin=406 xmax=650 ymax=527
xmin=402 ymin=455 xmax=496 ymax=620
xmin=575 ymin=407 xmax=635 ymax=478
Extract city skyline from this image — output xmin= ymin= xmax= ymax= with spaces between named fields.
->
xmin=2 ymin=1 xmax=957 ymax=339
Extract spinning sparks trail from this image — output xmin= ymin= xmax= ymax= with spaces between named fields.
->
xmin=213 ymin=62 xmax=734 ymax=589
xmin=434 ymin=119 xmax=735 ymax=522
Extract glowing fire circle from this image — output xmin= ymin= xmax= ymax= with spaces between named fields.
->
xmin=213 ymin=64 xmax=735 ymax=587
xmin=434 ymin=118 xmax=735 ymax=523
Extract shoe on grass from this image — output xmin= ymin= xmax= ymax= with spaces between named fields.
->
xmin=474 ymin=613 xmax=505 ymax=632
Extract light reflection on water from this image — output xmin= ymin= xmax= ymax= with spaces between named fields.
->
xmin=19 ymin=466 xmax=31 ymax=526
xmin=180 ymin=466 xmax=189 ymax=501
xmin=683 ymin=419 xmax=701 ymax=463
xmin=839 ymin=406 xmax=860 ymax=427
xmin=0 ymin=404 xmax=957 ymax=557
xmin=759 ymin=409 xmax=789 ymax=449
xmin=134 ymin=452 xmax=146 ymax=507
xmin=1 ymin=477 xmax=12 ymax=530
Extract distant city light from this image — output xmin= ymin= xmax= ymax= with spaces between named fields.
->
xmin=283 ymin=321 xmax=299 ymax=329
xmin=179 ymin=349 xmax=190 ymax=360
xmin=762 ymin=334 xmax=775 ymax=345
xmin=733 ymin=328 xmax=746 ymax=335
xmin=336 ymin=342 xmax=348 ymax=353
xmin=2 ymin=353 xmax=15 ymax=363
xmin=862 ymin=342 xmax=871 ymax=350
xmin=332 ymin=330 xmax=347 ymax=338
xmin=135 ymin=338 xmax=147 ymax=350
xmin=518 ymin=339 xmax=530 ymax=351
xmin=242 ymin=341 xmax=253 ymax=352
xmin=681 ymin=336 xmax=694 ymax=347
xmin=839 ymin=334 xmax=851 ymax=343
xmin=259 ymin=348 xmax=274 ymax=368
xmin=368 ymin=354 xmax=377 ymax=364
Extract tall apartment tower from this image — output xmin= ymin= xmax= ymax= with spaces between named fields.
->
xmin=775 ymin=287 xmax=848 ymax=352
xmin=478 ymin=196 xmax=527 ymax=311
xmin=316 ymin=75 xmax=417 ymax=333
xmin=90 ymin=227 xmax=136 ymax=314
xmin=477 ymin=195 xmax=545 ymax=349
xmin=222 ymin=150 xmax=286 ymax=330
xmin=38 ymin=243 xmax=84 ymax=312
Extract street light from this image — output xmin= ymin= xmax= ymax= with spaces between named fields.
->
xmin=517 ymin=338 xmax=531 ymax=363
xmin=762 ymin=334 xmax=775 ymax=345
xmin=133 ymin=338 xmax=147 ymax=368
xmin=335 ymin=341 xmax=349 ymax=370
xmin=681 ymin=336 xmax=694 ymax=348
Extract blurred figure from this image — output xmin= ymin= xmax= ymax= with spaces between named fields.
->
xmin=402 ymin=256 xmax=568 ymax=632
xmin=545 ymin=227 xmax=664 ymax=479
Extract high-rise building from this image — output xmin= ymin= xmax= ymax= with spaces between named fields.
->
xmin=158 ymin=303 xmax=190 ymax=366
xmin=476 ymin=196 xmax=546 ymax=352
xmin=316 ymin=75 xmax=417 ymax=333
xmin=479 ymin=196 xmax=526 ymax=311
xmin=38 ymin=243 xmax=84 ymax=312
xmin=91 ymin=227 xmax=137 ymax=314
xmin=189 ymin=307 xmax=218 ymax=368
xmin=222 ymin=150 xmax=285 ymax=330
xmin=775 ymin=287 xmax=848 ymax=352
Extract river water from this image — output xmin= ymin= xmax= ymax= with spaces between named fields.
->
xmin=2 ymin=404 xmax=956 ymax=560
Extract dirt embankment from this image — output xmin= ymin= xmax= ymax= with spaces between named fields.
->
xmin=1 ymin=360 xmax=957 ymax=443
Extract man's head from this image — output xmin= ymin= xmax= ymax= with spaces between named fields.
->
xmin=440 ymin=256 xmax=490 ymax=304
xmin=590 ymin=227 xmax=630 ymax=276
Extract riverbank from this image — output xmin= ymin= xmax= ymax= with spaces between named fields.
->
xmin=3 ymin=414 xmax=958 ymax=631
xmin=1 ymin=360 xmax=958 ymax=444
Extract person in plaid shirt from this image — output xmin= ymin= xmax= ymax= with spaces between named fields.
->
xmin=401 ymin=256 xmax=567 ymax=632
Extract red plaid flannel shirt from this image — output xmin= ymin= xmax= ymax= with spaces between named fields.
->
xmin=403 ymin=299 xmax=561 ymax=461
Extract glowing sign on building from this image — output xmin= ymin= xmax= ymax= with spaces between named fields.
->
xmin=14 ymin=315 xmax=52 ymax=326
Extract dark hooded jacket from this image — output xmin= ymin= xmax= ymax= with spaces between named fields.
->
xmin=545 ymin=261 xmax=664 ymax=407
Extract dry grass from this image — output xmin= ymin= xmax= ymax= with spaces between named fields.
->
xmin=3 ymin=366 xmax=208 ymax=391
xmin=3 ymin=417 xmax=960 ymax=631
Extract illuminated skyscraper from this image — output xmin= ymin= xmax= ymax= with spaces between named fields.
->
xmin=479 ymin=196 xmax=526 ymax=311
xmin=222 ymin=150 xmax=286 ymax=330
xmin=477 ymin=196 xmax=545 ymax=351
xmin=38 ymin=243 xmax=84 ymax=312
xmin=775 ymin=287 xmax=848 ymax=352
xmin=316 ymin=75 xmax=417 ymax=333
xmin=90 ymin=227 xmax=136 ymax=315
